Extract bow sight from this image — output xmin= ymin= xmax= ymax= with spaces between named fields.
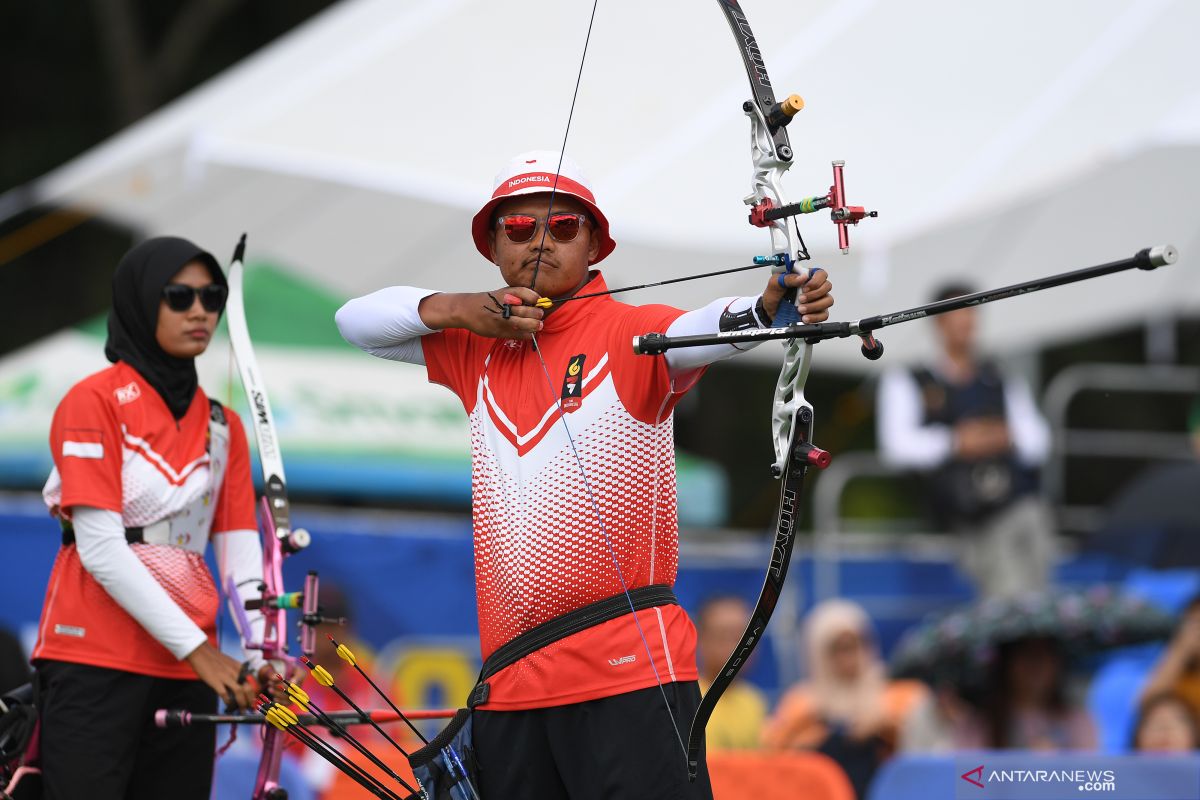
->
xmin=748 ymin=155 xmax=879 ymax=255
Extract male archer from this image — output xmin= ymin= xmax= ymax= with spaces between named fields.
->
xmin=335 ymin=151 xmax=834 ymax=799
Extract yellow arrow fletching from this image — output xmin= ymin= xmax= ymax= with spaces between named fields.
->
xmin=312 ymin=663 xmax=335 ymax=687
xmin=335 ymin=642 xmax=357 ymax=667
xmin=264 ymin=706 xmax=291 ymax=730
xmin=286 ymin=683 xmax=311 ymax=709
xmin=535 ymin=297 xmax=552 ymax=309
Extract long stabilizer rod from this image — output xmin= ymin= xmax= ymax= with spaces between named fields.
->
xmin=633 ymin=245 xmax=1178 ymax=356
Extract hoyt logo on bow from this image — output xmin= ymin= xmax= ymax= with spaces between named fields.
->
xmin=560 ymin=354 xmax=586 ymax=411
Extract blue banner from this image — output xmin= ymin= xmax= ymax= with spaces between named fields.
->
xmin=0 ymin=494 xmax=1064 ymax=704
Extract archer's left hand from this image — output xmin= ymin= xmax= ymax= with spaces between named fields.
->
xmin=762 ymin=268 xmax=833 ymax=324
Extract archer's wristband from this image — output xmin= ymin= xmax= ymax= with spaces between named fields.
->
xmin=719 ymin=296 xmax=772 ymax=332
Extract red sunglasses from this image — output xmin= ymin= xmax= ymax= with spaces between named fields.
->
xmin=497 ymin=213 xmax=589 ymax=244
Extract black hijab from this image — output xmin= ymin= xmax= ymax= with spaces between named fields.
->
xmin=104 ymin=236 xmax=225 ymax=419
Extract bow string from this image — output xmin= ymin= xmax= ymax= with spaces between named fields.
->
xmin=225 ymin=235 xmax=320 ymax=800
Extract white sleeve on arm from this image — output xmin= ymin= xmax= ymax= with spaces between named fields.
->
xmin=663 ymin=295 xmax=768 ymax=376
xmin=72 ymin=506 xmax=207 ymax=660
xmin=335 ymin=286 xmax=440 ymax=365
xmin=877 ymin=368 xmax=954 ymax=469
xmin=1004 ymin=377 xmax=1051 ymax=466
xmin=212 ymin=528 xmax=266 ymax=668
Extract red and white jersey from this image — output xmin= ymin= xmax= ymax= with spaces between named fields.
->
xmin=33 ymin=361 xmax=257 ymax=679
xmin=421 ymin=272 xmax=704 ymax=709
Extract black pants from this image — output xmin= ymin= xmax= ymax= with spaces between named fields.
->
xmin=473 ymin=682 xmax=714 ymax=800
xmin=36 ymin=660 xmax=217 ymax=800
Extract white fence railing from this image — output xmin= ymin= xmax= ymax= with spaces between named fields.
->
xmin=809 ymin=362 xmax=1199 ymax=600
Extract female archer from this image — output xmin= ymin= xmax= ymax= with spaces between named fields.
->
xmin=32 ymin=237 xmax=272 ymax=799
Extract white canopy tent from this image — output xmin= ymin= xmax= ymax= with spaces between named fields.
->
xmin=15 ymin=0 xmax=1200 ymax=369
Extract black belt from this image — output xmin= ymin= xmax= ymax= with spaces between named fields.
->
xmin=468 ymin=584 xmax=678 ymax=708
xmin=61 ymin=525 xmax=149 ymax=547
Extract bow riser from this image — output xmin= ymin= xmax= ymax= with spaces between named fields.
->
xmin=744 ymin=100 xmax=801 ymax=268
xmin=736 ymin=40 xmax=816 ymax=478
xmin=770 ymin=340 xmax=813 ymax=477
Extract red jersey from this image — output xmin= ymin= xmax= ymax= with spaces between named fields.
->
xmin=33 ymin=361 xmax=257 ymax=679
xmin=421 ymin=272 xmax=703 ymax=710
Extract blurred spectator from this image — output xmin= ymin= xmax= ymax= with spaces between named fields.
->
xmin=877 ymin=283 xmax=1054 ymax=599
xmin=764 ymin=600 xmax=926 ymax=799
xmin=899 ymin=685 xmax=975 ymax=754
xmin=0 ymin=627 xmax=30 ymax=695
xmin=959 ymin=636 xmax=1096 ymax=750
xmin=695 ymin=595 xmax=768 ymax=750
xmin=1141 ymin=595 xmax=1200 ymax=719
xmin=898 ymin=587 xmax=1165 ymax=754
xmin=1133 ymin=692 xmax=1200 ymax=753
xmin=905 ymin=636 xmax=1097 ymax=752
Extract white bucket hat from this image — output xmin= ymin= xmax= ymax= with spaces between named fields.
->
xmin=471 ymin=150 xmax=616 ymax=264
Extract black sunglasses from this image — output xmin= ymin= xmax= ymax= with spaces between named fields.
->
xmin=161 ymin=283 xmax=228 ymax=313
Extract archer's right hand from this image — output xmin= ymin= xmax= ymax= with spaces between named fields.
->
xmin=418 ymin=287 xmax=544 ymax=340
xmin=185 ymin=642 xmax=258 ymax=710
